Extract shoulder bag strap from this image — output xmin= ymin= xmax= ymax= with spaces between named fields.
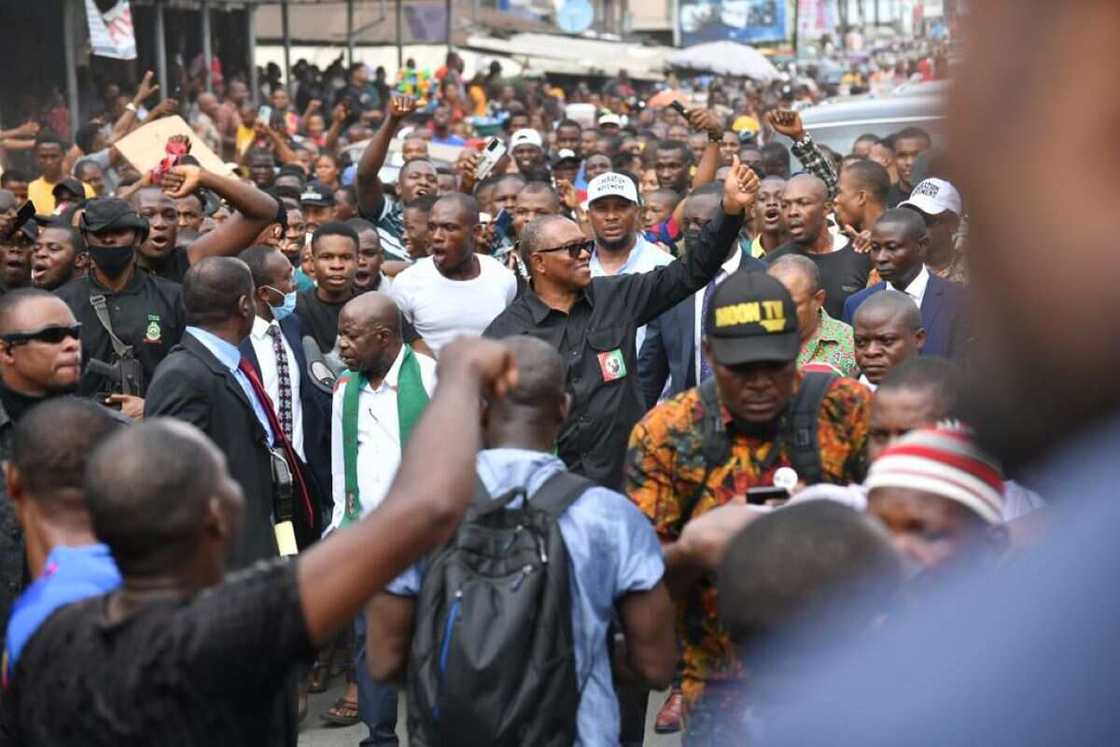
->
xmin=89 ymin=294 xmax=133 ymax=360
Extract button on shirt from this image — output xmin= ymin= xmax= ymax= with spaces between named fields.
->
xmin=248 ymin=317 xmax=304 ymax=460
xmin=185 ymin=327 xmax=274 ymax=447
xmin=387 ymin=448 xmax=665 ymax=747
xmin=329 ymin=346 xmax=437 ymax=530
xmin=484 ymin=209 xmax=743 ymax=488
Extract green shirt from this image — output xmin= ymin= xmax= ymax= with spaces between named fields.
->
xmin=798 ymin=309 xmax=858 ymax=378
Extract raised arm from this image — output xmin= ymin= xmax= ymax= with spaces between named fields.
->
xmin=162 ymin=165 xmax=279 ymax=263
xmin=624 ymin=158 xmax=759 ymax=326
xmin=297 ymin=337 xmax=518 ymax=647
xmin=670 ymin=108 xmax=725 ymax=229
xmin=355 ymin=95 xmax=417 ymax=218
xmin=768 ymin=109 xmax=838 ymax=198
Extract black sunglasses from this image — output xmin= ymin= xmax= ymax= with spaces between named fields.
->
xmin=535 ymin=239 xmax=594 ymax=259
xmin=2 ymin=323 xmax=82 ymax=346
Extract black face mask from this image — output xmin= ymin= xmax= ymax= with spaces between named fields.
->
xmin=87 ymin=243 xmax=135 ymax=278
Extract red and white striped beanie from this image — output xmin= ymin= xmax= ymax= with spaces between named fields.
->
xmin=865 ymin=423 xmax=1005 ymax=524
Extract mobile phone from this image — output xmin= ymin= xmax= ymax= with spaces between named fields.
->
xmin=256 ymin=105 xmax=273 ymax=127
xmin=492 ymin=208 xmax=514 ymax=240
xmin=746 ymin=485 xmax=790 ymax=505
xmin=9 ymin=201 xmax=36 ymax=238
xmin=669 ymin=100 xmax=690 ymax=118
xmin=474 ymin=136 xmax=507 ymax=181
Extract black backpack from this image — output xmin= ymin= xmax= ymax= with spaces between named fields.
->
xmin=406 ymin=470 xmax=593 ymax=747
xmin=681 ymin=372 xmax=836 ymax=522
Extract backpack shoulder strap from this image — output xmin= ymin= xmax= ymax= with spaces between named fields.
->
xmin=677 ymin=378 xmax=730 ymax=526
xmin=528 ymin=470 xmax=596 ymax=519
xmin=783 ymin=372 xmax=834 ymax=485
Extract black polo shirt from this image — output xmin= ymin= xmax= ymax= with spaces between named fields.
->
xmin=765 ymin=241 xmax=870 ymax=319
xmin=484 ymin=209 xmax=743 ymax=488
xmin=55 ymin=267 xmax=186 ymax=396
xmin=297 ymin=287 xmax=421 ymax=354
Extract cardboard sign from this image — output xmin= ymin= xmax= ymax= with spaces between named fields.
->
xmin=114 ymin=115 xmax=234 ymax=177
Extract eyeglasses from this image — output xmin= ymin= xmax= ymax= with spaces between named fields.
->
xmin=2 ymin=323 xmax=82 ymax=346
xmin=535 ymin=239 xmax=594 ymax=259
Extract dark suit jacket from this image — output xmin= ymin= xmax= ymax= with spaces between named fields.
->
xmin=239 ymin=315 xmax=333 ymax=545
xmin=841 ymin=272 xmax=968 ymax=359
xmin=145 ymin=333 xmax=278 ymax=569
xmin=639 ymin=252 xmax=766 ymax=407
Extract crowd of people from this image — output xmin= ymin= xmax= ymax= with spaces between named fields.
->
xmin=0 ymin=12 xmax=1095 ymax=744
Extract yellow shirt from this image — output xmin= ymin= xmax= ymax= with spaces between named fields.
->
xmin=236 ymin=124 xmax=257 ymax=156
xmin=27 ymin=177 xmax=95 ymax=215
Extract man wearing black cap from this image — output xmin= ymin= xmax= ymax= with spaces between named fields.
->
xmin=300 ymin=181 xmax=337 ymax=234
xmin=626 ymin=270 xmax=871 ymax=741
xmin=54 ymin=197 xmax=186 ymax=418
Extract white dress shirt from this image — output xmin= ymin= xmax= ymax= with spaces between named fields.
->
xmin=248 ymin=316 xmax=305 ymax=460
xmin=899 ymin=266 xmax=930 ymax=309
xmin=329 ymin=346 xmax=438 ymax=531
xmin=693 ymin=249 xmax=747 ymax=381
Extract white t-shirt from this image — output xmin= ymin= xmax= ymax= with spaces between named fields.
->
xmin=389 ymin=254 xmax=517 ymax=355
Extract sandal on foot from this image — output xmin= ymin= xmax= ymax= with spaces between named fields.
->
xmin=320 ymin=697 xmax=360 ymax=727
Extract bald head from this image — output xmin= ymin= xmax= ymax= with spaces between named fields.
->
xmin=768 ymin=254 xmax=822 ymax=295
xmin=785 ymin=174 xmax=829 ymax=204
xmin=85 ymin=418 xmax=235 ymax=576
xmin=873 ymin=207 xmax=928 ymax=243
xmin=340 ymin=290 xmax=401 ymax=339
xmin=855 ymin=290 xmax=922 ymax=331
xmin=485 ymin=335 xmax=568 ymax=447
xmin=433 ymin=193 xmax=480 ymax=229
xmin=182 ymin=256 xmax=254 ymax=328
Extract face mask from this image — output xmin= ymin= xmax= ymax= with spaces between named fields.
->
xmin=87 ymin=243 xmax=135 ymax=278
xmin=266 ymin=287 xmax=297 ymax=321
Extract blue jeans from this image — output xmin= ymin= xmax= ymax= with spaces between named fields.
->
xmin=354 ymin=611 xmax=399 ymax=746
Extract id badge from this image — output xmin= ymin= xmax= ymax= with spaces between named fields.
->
xmin=597 ymin=348 xmax=628 ymax=382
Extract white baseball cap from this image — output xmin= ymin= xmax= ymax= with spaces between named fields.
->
xmin=509 ymin=128 xmax=543 ymax=150
xmin=598 ymin=113 xmax=623 ymax=128
xmin=587 ymin=172 xmax=639 ymax=205
xmin=900 ymin=178 xmax=962 ymax=217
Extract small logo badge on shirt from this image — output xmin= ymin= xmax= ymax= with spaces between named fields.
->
xmin=144 ymin=315 xmax=162 ymax=344
xmin=597 ymin=349 xmax=627 ymax=382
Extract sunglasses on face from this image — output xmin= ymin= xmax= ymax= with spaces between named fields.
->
xmin=535 ymin=239 xmax=594 ymax=259
xmin=2 ymin=323 xmax=82 ymax=346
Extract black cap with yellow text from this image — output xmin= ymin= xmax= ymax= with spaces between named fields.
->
xmin=704 ymin=270 xmax=800 ymax=365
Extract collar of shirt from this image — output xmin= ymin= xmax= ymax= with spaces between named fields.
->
xmin=589 ymin=233 xmax=665 ymax=277
xmin=250 ymin=315 xmax=280 ymax=342
xmin=364 ymin=344 xmax=407 ymax=394
xmin=186 ymin=326 xmax=242 ymax=373
xmin=901 ymin=265 xmax=930 ymax=306
xmin=524 ymin=288 xmax=593 ymax=325
xmin=476 ymin=448 xmax=566 ymax=500
xmin=858 ymin=373 xmax=878 ymax=391
xmin=88 ymin=265 xmax=147 ymax=296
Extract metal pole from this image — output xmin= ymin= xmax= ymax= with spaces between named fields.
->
xmin=62 ymin=0 xmax=80 ymax=140
xmin=247 ymin=5 xmax=259 ymax=105
xmin=347 ymin=0 xmax=355 ymax=66
xmin=445 ymin=0 xmax=452 ymax=53
xmin=281 ymin=0 xmax=292 ymax=93
xmin=154 ymin=0 xmax=169 ymax=99
xmin=396 ymin=0 xmax=404 ymax=71
xmin=671 ymin=0 xmax=680 ymax=47
xmin=792 ymin=0 xmax=800 ymax=55
xmin=201 ymin=0 xmax=213 ymax=93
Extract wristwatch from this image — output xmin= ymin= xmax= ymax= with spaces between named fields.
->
xmin=125 ymin=102 xmax=138 ymax=113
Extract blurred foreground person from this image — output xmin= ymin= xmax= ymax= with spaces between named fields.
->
xmin=0 ymin=337 xmax=518 ymax=746
xmin=756 ymin=3 xmax=1120 ymax=744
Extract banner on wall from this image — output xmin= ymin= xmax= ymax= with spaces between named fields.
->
xmin=678 ymin=0 xmax=788 ymax=46
xmin=86 ymin=0 xmax=137 ymax=60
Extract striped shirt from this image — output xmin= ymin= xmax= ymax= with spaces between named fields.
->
xmin=365 ymin=195 xmax=410 ymax=262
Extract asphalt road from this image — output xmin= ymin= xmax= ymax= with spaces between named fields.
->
xmin=299 ymin=682 xmax=682 ymax=746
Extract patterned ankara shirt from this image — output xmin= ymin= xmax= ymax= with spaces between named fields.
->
xmin=798 ymin=309 xmax=858 ymax=378
xmin=625 ymin=377 xmax=871 ymax=710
